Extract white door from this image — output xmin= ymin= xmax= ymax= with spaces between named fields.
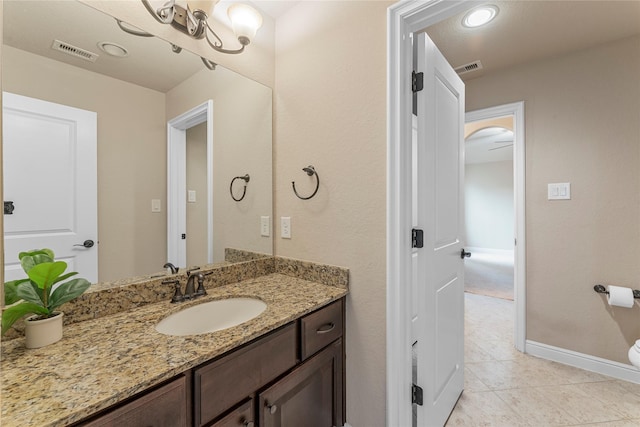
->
xmin=3 ymin=92 xmax=98 ymax=283
xmin=412 ymin=33 xmax=465 ymax=426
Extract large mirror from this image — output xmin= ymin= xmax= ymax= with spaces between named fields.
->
xmin=2 ymin=0 xmax=273 ymax=284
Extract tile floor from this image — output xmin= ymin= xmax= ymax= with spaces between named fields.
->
xmin=445 ymin=293 xmax=640 ymax=426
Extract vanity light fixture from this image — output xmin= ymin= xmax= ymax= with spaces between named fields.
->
xmin=141 ymin=0 xmax=263 ymax=55
xmin=462 ymin=4 xmax=499 ymax=28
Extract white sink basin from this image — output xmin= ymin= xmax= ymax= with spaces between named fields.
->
xmin=155 ymin=298 xmax=267 ymax=336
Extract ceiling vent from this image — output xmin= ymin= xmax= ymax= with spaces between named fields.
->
xmin=455 ymin=60 xmax=483 ymax=75
xmin=51 ymin=40 xmax=99 ymax=63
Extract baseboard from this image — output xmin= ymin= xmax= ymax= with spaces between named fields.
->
xmin=526 ymin=340 xmax=640 ymax=384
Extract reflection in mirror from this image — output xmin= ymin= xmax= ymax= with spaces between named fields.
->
xmin=2 ymin=0 xmax=273 ymax=284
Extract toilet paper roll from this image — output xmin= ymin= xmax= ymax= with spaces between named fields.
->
xmin=607 ymin=285 xmax=635 ymax=308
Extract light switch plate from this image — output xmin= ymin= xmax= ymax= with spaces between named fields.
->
xmin=151 ymin=199 xmax=161 ymax=213
xmin=281 ymin=217 xmax=291 ymax=239
xmin=188 ymin=190 xmax=197 ymax=203
xmin=548 ymin=183 xmax=571 ymax=200
xmin=261 ymin=216 xmax=270 ymax=237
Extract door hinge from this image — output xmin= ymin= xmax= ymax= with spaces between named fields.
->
xmin=412 ymin=383 xmax=424 ymax=406
xmin=181 ymin=233 xmax=186 ymax=240
xmin=412 ymin=228 xmax=424 ymax=248
xmin=412 ymin=71 xmax=424 ymax=93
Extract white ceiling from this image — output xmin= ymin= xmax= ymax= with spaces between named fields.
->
xmin=426 ymin=0 xmax=640 ymax=81
xmin=4 ymin=1 xmax=639 ymax=102
xmin=3 ymin=0 xmax=205 ymax=93
xmin=424 ymin=1 xmax=640 ymax=164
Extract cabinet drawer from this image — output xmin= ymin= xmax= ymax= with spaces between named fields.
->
xmin=210 ymin=398 xmax=254 ymax=427
xmin=300 ymin=299 xmax=343 ymax=360
xmin=80 ymin=376 xmax=187 ymax=427
xmin=194 ymin=323 xmax=297 ymax=426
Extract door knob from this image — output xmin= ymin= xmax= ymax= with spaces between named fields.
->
xmin=460 ymin=249 xmax=471 ymax=259
xmin=74 ymin=239 xmax=95 ymax=248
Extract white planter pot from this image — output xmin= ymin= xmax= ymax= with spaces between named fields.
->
xmin=24 ymin=312 xmax=64 ymax=349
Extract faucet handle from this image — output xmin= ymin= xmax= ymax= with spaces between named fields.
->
xmin=162 ymin=279 xmax=183 ymax=303
xmin=195 ymin=273 xmax=207 ymax=297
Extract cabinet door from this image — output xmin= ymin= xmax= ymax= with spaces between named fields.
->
xmin=210 ymin=398 xmax=254 ymax=427
xmin=80 ymin=376 xmax=187 ymax=427
xmin=259 ymin=339 xmax=343 ymax=427
xmin=195 ymin=323 xmax=297 ymax=426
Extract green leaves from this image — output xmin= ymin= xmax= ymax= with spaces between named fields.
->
xmin=19 ymin=249 xmax=54 ymax=273
xmin=1 ymin=302 xmax=48 ymax=336
xmin=1 ymin=248 xmax=91 ymax=335
xmin=4 ymin=279 xmax=30 ymax=306
xmin=49 ymin=278 xmax=91 ymax=312
xmin=27 ymin=261 xmax=67 ymax=289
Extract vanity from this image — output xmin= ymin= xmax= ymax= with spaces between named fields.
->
xmin=0 ymin=258 xmax=348 ymax=427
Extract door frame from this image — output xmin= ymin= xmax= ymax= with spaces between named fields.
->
xmin=167 ymin=100 xmax=214 ymax=268
xmin=387 ymin=1 xmax=483 ymax=425
xmin=466 ymin=102 xmax=526 ymax=352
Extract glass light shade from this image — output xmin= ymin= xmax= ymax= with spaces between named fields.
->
xmin=187 ymin=0 xmax=217 ymax=16
xmin=227 ymin=3 xmax=263 ymax=45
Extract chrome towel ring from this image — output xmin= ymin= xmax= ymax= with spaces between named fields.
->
xmin=230 ymin=174 xmax=250 ymax=202
xmin=292 ymin=165 xmax=320 ymax=200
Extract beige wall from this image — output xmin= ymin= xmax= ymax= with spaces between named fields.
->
xmin=275 ymin=1 xmax=392 ymax=425
xmin=3 ymin=46 xmax=167 ymax=283
xmin=166 ymin=66 xmax=273 ymax=262
xmin=466 ymin=35 xmax=640 ymax=363
xmin=465 ymin=160 xmax=514 ymax=250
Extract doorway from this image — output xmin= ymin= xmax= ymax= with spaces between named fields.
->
xmin=464 ymin=117 xmax=515 ymax=301
xmin=466 ymin=103 xmax=526 ymax=352
xmin=387 ymin=2 xmax=526 ymax=425
xmin=167 ymin=100 xmax=214 ymax=269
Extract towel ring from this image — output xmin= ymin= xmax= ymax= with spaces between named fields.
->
xmin=230 ymin=174 xmax=250 ymax=202
xmin=292 ymin=165 xmax=320 ymax=200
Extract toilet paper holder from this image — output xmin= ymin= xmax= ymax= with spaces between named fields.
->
xmin=594 ymin=284 xmax=640 ymax=299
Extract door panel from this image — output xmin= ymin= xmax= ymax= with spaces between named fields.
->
xmin=3 ymin=92 xmax=97 ymax=283
xmin=413 ymin=33 xmax=465 ymax=426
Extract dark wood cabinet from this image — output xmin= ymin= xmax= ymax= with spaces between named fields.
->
xmin=79 ymin=375 xmax=189 ymax=427
xmin=210 ymin=398 xmax=255 ymax=427
xmin=195 ymin=323 xmax=297 ymax=426
xmin=258 ymin=338 xmax=343 ymax=427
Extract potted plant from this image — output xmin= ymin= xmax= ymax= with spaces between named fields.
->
xmin=2 ymin=249 xmax=91 ymax=348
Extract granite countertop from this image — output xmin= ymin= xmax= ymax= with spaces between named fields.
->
xmin=1 ymin=273 xmax=348 ymax=427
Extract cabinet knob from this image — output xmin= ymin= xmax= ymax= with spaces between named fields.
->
xmin=242 ymin=420 xmax=254 ymax=427
xmin=268 ymin=403 xmax=278 ymax=414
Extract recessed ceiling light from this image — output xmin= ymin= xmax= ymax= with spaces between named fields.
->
xmin=462 ymin=5 xmax=499 ymax=28
xmin=97 ymin=41 xmax=129 ymax=58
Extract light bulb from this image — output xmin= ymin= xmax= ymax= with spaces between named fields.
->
xmin=462 ymin=5 xmax=499 ymax=28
